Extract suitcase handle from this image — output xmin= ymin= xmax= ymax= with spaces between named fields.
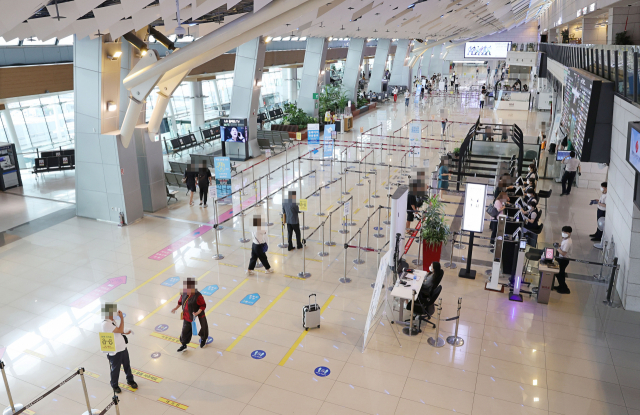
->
xmin=308 ymin=293 xmax=316 ymax=307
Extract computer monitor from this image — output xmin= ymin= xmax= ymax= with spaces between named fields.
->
xmin=519 ymin=240 xmax=527 ymax=250
xmin=556 ymin=150 xmax=571 ymax=161
xmin=544 ymin=247 xmax=555 ymax=261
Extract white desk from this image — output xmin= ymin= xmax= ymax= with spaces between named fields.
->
xmin=390 ymin=270 xmax=427 ymax=324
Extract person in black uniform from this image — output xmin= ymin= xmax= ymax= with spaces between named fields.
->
xmin=183 ymin=163 xmax=198 ymax=206
xmin=197 ymin=161 xmax=212 ymax=207
xmin=520 ymin=199 xmax=540 ymax=231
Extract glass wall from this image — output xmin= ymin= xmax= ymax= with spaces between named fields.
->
xmin=0 ymin=93 xmax=74 ymax=156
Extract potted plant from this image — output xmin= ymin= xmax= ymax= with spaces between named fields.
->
xmin=453 ymin=147 xmax=460 ymax=157
xmin=615 ymin=31 xmax=632 ymax=45
xmin=420 ymin=196 xmax=451 ymax=271
xmin=561 ymin=28 xmax=569 ymax=43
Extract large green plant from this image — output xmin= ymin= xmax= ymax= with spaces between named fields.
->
xmin=420 ymin=196 xmax=451 ymax=247
xmin=282 ymin=102 xmax=317 ymax=129
xmin=561 ymin=29 xmax=569 ymax=43
xmin=357 ymin=95 xmax=369 ymax=108
xmin=319 ymin=84 xmax=349 ymax=115
xmin=615 ymin=31 xmax=633 ymax=45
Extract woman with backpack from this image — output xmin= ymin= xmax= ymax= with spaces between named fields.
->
xmin=171 ymin=278 xmax=210 ymax=351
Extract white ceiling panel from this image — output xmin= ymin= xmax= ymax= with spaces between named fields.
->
xmin=132 ymin=5 xmax=163 ymax=31
xmin=110 ymin=19 xmax=136 ymax=40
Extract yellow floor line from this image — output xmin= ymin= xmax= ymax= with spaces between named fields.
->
xmin=136 ymin=271 xmax=210 ymax=326
xmin=226 ymin=287 xmax=290 ymax=351
xmin=115 ymin=264 xmax=174 ymax=303
xmin=205 ymin=279 xmax=248 ymax=317
xmin=278 ymin=295 xmax=335 ymax=366
xmin=325 ymin=204 xmax=334 ymax=211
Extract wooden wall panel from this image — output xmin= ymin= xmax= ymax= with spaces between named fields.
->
xmin=0 ymin=64 xmax=74 ymax=100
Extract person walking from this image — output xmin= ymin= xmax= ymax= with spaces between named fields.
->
xmin=101 ymin=303 xmax=138 ymax=394
xmin=454 ymin=77 xmax=459 ymax=93
xmin=479 ymin=92 xmax=485 ymax=109
xmin=560 ymin=151 xmax=580 ymax=195
xmin=246 ymin=215 xmax=273 ymax=275
xmin=183 ymin=163 xmax=198 ymax=206
xmin=441 ymin=118 xmax=448 ymax=135
xmin=393 ymin=86 xmax=398 ymax=102
xmin=553 ymin=226 xmax=573 ymax=294
xmin=444 ymin=77 xmax=448 ymax=92
xmin=420 ymin=85 xmax=424 ymax=100
xmin=590 ymin=182 xmax=607 ymax=241
xmin=404 ymin=89 xmax=410 ymax=107
xmin=282 ymin=191 xmax=303 ymax=251
xmin=171 ymin=278 xmax=210 ymax=351
xmin=437 ymin=155 xmax=450 ymax=199
xmin=197 ymin=161 xmax=212 ymax=207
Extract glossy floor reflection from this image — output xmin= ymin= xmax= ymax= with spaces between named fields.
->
xmin=0 ymin=94 xmax=638 ymax=415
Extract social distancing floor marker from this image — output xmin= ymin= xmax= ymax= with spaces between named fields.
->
xmin=23 ymin=349 xmax=46 ymax=359
xmin=325 ymin=205 xmax=334 ymax=211
xmin=278 ymin=295 xmax=335 ymax=366
xmin=122 ymin=367 xmax=163 ymax=383
xmin=151 ymin=332 xmax=199 ymax=348
xmin=83 ymin=370 xmax=100 ymax=379
xmin=220 ymin=263 xmax=239 ymax=268
xmin=205 ymin=279 xmax=248 ymax=317
xmin=119 ymin=382 xmax=136 ymax=392
xmin=158 ymin=397 xmax=188 ymax=410
xmin=226 ymin=287 xmax=290 ymax=351
xmin=136 ymin=271 xmax=210 ymax=326
xmin=284 ymin=274 xmax=307 ymax=280
xmin=115 ymin=264 xmax=174 ymax=304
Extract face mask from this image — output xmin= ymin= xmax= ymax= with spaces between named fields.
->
xmin=601 ymin=187 xmax=605 ymax=192
xmin=528 ymin=205 xmax=533 ymax=210
xmin=528 ymin=168 xmax=532 ymax=172
xmin=429 ymin=265 xmax=433 ymax=272
xmin=562 ymin=232 xmax=569 ymax=238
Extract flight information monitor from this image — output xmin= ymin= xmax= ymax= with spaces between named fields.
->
xmin=559 ymin=68 xmax=613 ymax=163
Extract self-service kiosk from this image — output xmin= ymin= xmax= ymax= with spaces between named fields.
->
xmin=0 ymin=142 xmax=22 ymax=191
xmin=486 ymin=214 xmax=507 ymax=291
xmin=509 ymin=239 xmax=528 ymax=302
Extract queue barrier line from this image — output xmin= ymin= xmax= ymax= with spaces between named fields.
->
xmin=114 ymin=263 xmax=175 ymax=304
xmin=278 ymin=295 xmax=335 ymax=366
xmin=136 ymin=270 xmax=211 ymax=326
xmin=205 ymin=279 xmax=249 ymax=317
xmin=226 ymin=286 xmax=290 ymax=351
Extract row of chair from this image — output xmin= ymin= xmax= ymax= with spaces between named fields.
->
xmin=257 ymin=130 xmax=293 ymax=152
xmin=33 ymin=149 xmax=75 ymax=175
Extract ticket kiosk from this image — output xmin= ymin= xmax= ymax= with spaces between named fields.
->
xmin=0 ymin=142 xmax=22 ymax=191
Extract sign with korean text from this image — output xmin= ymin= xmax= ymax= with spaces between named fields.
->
xmin=214 ymin=157 xmax=232 ymax=199
xmin=299 ymin=199 xmax=308 ymax=211
xmin=99 ymin=332 xmax=116 ymax=353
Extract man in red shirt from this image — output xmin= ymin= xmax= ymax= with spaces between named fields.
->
xmin=171 ymin=278 xmax=209 ymax=351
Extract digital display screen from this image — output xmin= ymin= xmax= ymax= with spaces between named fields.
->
xmin=628 ymin=125 xmax=640 ymax=174
xmin=545 ymin=247 xmax=555 ymax=260
xmin=464 ymin=42 xmax=512 ymax=59
xmin=520 ymin=240 xmax=527 ymax=250
xmin=556 ymin=150 xmax=571 ymax=161
xmin=462 ymin=183 xmax=487 ymax=233
xmin=221 ymin=126 xmax=248 ymax=142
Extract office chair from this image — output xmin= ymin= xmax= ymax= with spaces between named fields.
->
xmin=416 ymin=285 xmax=443 ymax=331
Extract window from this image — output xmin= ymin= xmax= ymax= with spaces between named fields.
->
xmin=58 ymin=36 xmax=74 ymax=45
xmin=22 ymin=37 xmax=57 ymax=46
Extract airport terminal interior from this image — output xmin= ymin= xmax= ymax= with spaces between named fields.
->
xmin=1 ymin=0 xmax=640 ymax=414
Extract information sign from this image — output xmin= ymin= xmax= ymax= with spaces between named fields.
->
xmin=251 ymin=350 xmax=266 ymax=359
xmin=200 ymin=285 xmax=219 ymax=296
xmin=240 ymin=293 xmax=260 ymax=305
xmin=343 ymin=200 xmax=351 ymax=217
xmin=99 ymin=332 xmax=116 ymax=353
xmin=214 ymin=157 xmax=232 ymax=199
xmin=314 ymin=366 xmax=331 ymax=377
xmin=299 ymin=199 xmax=308 ymax=212
xmin=323 ymin=124 xmax=335 ymax=159
xmin=461 ymin=183 xmax=487 ymax=233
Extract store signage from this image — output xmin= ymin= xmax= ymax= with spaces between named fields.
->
xmin=464 ymin=41 xmax=511 ymax=59
xmin=583 ymin=6 xmax=588 ymax=14
xmin=589 ymin=2 xmax=596 ymax=12
xmin=577 ymin=9 xmax=581 ymax=17
xmin=461 ymin=183 xmax=487 ymax=233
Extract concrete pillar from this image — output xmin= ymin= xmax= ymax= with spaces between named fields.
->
xmin=190 ymin=81 xmax=205 ymax=131
xmin=74 ymin=37 xmax=144 ymax=224
xmin=299 ymin=37 xmax=329 ymax=117
xmin=342 ymin=38 xmax=366 ymax=104
xmin=582 ymin=18 xmax=607 ymax=44
xmin=389 ymin=39 xmax=412 ymax=89
xmin=285 ymin=68 xmax=297 ymax=103
xmin=229 ymin=36 xmax=266 ymax=157
xmin=368 ymin=38 xmax=390 ymax=93
xmin=608 ymin=6 xmax=640 ymax=45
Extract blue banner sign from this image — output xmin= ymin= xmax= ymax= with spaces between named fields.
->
xmin=240 ymin=293 xmax=261 ymax=305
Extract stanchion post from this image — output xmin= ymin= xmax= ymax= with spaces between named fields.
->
xmin=278 ymin=213 xmax=288 ymax=248
xmin=353 ymin=231 xmax=365 ymax=264
xmin=402 ymin=290 xmax=420 ymax=336
xmin=374 ymin=208 xmax=384 ymax=238
xmin=317 ymin=188 xmax=325 ymax=216
xmin=340 ymin=243 xmax=352 ymax=283
xmin=604 ymin=257 xmax=619 ymax=306
xmin=1 ymin=360 xmax=23 ymax=415
xmin=239 ymin=192 xmax=249 ymax=243
xmin=319 ymin=221 xmax=328 ymax=257
xmin=281 ymin=167 xmax=285 ymax=200
xmin=365 ymin=180 xmax=374 ymax=208
xmin=427 ymin=299 xmax=445 ymax=347
xmin=298 ymin=215 xmax=311 ymax=278
xmin=372 ymin=171 xmax=379 ymax=198
xmin=383 ymin=195 xmax=391 ymax=225
xmin=212 ymin=224 xmax=224 ymax=260
xmin=444 ymin=233 xmax=457 ymax=269
xmin=446 ymin=298 xmax=465 ymax=346
xmin=265 ymin=190 xmax=273 ymax=226
xmin=326 ymin=211 xmax=336 ymax=246
xmin=214 ymin=200 xmax=224 ymax=230
xmin=412 ymin=232 xmax=423 ymax=266
xmin=78 ymin=368 xmax=98 ymax=415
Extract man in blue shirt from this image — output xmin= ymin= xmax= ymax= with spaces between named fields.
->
xmin=282 ymin=191 xmax=303 ymax=251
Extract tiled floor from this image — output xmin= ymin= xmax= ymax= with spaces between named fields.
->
xmin=0 ymin=93 xmax=638 ymax=415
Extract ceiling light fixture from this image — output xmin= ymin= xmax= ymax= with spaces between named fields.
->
xmin=107 ymin=51 xmax=122 ymax=61
xmin=122 ymin=31 xmax=149 ymax=56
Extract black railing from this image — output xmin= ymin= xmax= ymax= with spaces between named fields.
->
xmin=539 ymin=43 xmax=639 ymax=105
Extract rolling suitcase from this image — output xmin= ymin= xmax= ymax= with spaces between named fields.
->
xmin=302 ymin=294 xmax=320 ymax=330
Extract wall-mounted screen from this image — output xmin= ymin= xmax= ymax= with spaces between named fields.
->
xmin=627 ymin=122 xmax=640 ymax=173
xmin=559 ymin=68 xmax=613 ymax=163
xmin=464 ymin=42 xmax=512 ymax=59
xmin=462 ymin=183 xmax=487 ymax=233
xmin=221 ymin=126 xmax=248 ymax=142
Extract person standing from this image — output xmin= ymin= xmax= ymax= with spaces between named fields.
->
xmin=560 ymin=151 xmax=580 ymax=195
xmin=479 ymin=92 xmax=485 ymax=109
xmin=489 ymin=192 xmax=509 ymax=249
xmin=246 ymin=215 xmax=273 ymax=275
xmin=393 ymin=86 xmax=398 ymax=102
xmin=197 ymin=161 xmax=212 ymax=207
xmin=437 ymin=156 xmax=450 ymax=199
xmin=404 ymin=89 xmax=410 ymax=107
xmin=590 ymin=182 xmax=607 ymax=241
xmin=171 ymin=278 xmax=210 ymax=351
xmin=441 ymin=118 xmax=448 ymax=135
xmin=420 ymin=85 xmax=424 ymax=100
xmin=444 ymin=77 xmax=448 ymax=92
xmin=282 ymin=191 xmax=303 ymax=251
xmin=101 ymin=303 xmax=138 ymax=394
xmin=183 ymin=163 xmax=198 ymax=206
xmin=553 ymin=226 xmax=573 ymax=294
xmin=454 ymin=77 xmax=459 ymax=93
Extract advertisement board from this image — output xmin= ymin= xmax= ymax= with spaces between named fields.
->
xmin=214 ymin=157 xmax=232 ymax=199
xmin=627 ymin=122 xmax=640 ymax=173
xmin=462 ymin=183 xmax=487 ymax=233
xmin=323 ymin=124 xmax=335 ymax=159
xmin=307 ymin=123 xmax=320 ymax=159
xmin=464 ymin=42 xmax=512 ymax=59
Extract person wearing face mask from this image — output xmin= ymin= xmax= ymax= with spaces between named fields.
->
xmin=489 ymin=192 xmax=510 ymax=250
xmin=525 ymin=164 xmax=538 ymax=181
xmin=523 ymin=188 xmax=538 ymax=206
xmin=590 ymin=182 xmax=607 ymax=241
xmin=553 ymin=226 xmax=573 ymax=294
xmin=520 ymin=199 xmax=540 ymax=231
xmin=406 ymin=262 xmax=443 ymax=313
